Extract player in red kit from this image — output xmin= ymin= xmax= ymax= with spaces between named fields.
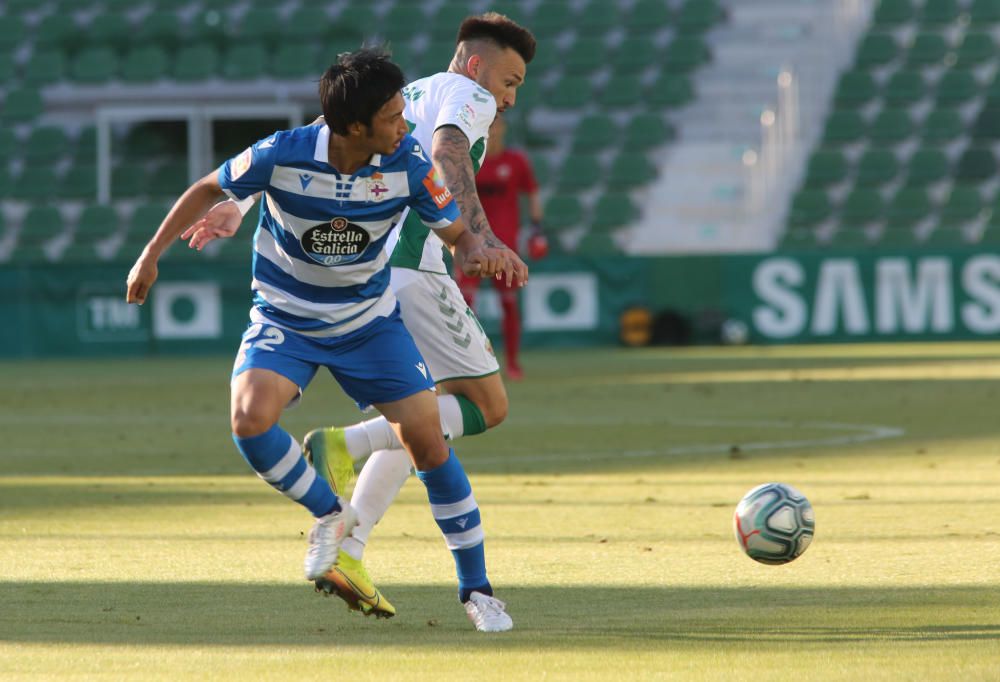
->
xmin=456 ymin=116 xmax=544 ymax=380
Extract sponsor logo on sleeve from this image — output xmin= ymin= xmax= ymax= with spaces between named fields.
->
xmin=230 ymin=147 xmax=253 ymax=181
xmin=457 ymin=103 xmax=477 ymax=129
xmin=422 ymin=168 xmax=453 ymax=209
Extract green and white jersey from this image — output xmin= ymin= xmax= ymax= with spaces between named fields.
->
xmin=390 ymin=72 xmax=497 ymax=274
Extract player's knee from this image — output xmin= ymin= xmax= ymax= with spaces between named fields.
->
xmin=480 ymin=393 xmax=508 ymax=428
xmin=230 ymin=407 xmax=274 ymax=438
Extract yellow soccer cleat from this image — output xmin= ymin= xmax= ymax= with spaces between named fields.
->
xmin=315 ymin=550 xmax=396 ymax=619
xmin=303 ymin=427 xmax=355 ymax=496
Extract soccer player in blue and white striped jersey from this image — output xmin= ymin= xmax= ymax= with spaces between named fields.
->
xmin=126 ymin=49 xmax=512 ymax=594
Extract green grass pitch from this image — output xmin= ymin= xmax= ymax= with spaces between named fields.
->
xmin=2 ymin=344 xmax=1000 ymax=680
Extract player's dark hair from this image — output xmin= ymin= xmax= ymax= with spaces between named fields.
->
xmin=319 ymin=48 xmax=405 ymax=136
xmin=456 ymin=12 xmax=536 ymax=64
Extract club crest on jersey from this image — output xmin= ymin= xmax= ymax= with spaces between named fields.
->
xmin=366 ymin=173 xmax=389 ymax=201
xmin=301 ymin=217 xmax=371 ymax=266
xmin=422 ymin=168 xmax=453 ymax=209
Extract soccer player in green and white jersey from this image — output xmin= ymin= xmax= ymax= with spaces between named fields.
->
xmin=191 ymin=14 xmax=535 ymax=631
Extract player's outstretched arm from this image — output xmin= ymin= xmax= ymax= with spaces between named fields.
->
xmin=181 ymin=197 xmax=249 ymax=250
xmin=431 ymin=126 xmax=528 ymax=287
xmin=125 ymin=172 xmax=224 ymax=305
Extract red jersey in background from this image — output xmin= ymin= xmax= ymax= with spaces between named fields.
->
xmin=474 ymin=148 xmax=538 ymax=251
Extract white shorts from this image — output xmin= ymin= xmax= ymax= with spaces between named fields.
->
xmin=391 ymin=268 xmax=500 ymax=383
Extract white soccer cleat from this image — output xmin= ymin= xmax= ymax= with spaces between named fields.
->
xmin=464 ymin=591 xmax=513 ymax=632
xmin=303 ymin=504 xmax=358 ymax=581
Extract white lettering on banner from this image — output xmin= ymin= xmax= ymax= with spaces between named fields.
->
xmin=875 ymin=258 xmax=952 ymax=333
xmin=88 ymin=297 xmax=140 ymax=331
xmin=524 ymin=273 xmax=598 ymax=331
xmin=812 ymin=260 xmax=869 ymax=336
xmin=752 ymin=258 xmax=807 ymax=338
xmin=962 ymin=255 xmax=1000 ymax=333
xmin=152 ymin=282 xmax=222 ymax=340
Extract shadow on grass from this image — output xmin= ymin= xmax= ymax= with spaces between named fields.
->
xmin=3 ymin=582 xmax=999 ymax=648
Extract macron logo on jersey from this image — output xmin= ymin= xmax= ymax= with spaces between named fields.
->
xmin=299 ymin=173 xmax=314 ymax=191
xmin=416 ymin=362 xmax=427 ymax=378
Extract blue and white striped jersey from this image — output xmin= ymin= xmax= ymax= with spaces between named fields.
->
xmin=218 ymin=125 xmax=460 ymax=336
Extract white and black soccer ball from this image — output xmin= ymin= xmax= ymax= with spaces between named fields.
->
xmin=720 ymin=319 xmax=749 ymax=345
xmin=733 ymin=482 xmax=814 ymax=565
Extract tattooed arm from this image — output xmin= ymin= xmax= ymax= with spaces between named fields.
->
xmin=431 ymin=125 xmax=528 ymax=286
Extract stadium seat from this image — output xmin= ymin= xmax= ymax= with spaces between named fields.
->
xmin=232 ymin=8 xmax=283 ymax=47
xmin=622 ymin=113 xmax=674 ymax=150
xmin=134 ymin=11 xmax=182 ymax=48
xmin=34 ymin=14 xmax=78 ymax=50
xmin=271 ymin=45 xmax=319 ymax=80
xmin=0 ymin=52 xmax=14 ymax=84
xmin=884 ymin=70 xmax=927 ymax=105
xmin=126 ymin=202 xmax=171 ymax=246
xmin=625 ymin=0 xmax=672 ymax=35
xmin=829 ymin=227 xmax=876 ymax=247
xmin=423 ymin=40 xmax=459 ymax=73
xmin=856 ymin=149 xmax=899 ymax=186
xmin=663 ymin=36 xmax=711 ymax=73
xmin=607 ymin=153 xmax=657 ymax=189
xmin=111 ymin=163 xmax=150 ymax=198
xmin=906 ymin=148 xmax=950 ymax=184
xmin=955 ymin=147 xmax=998 ymax=182
xmin=557 ymin=154 xmax=603 ymax=190
xmin=840 ymin=188 xmax=884 ymax=225
xmin=1 ymin=88 xmax=44 ymax=124
xmin=430 ymin=2 xmax=472 ymax=41
xmin=223 ymin=45 xmax=267 ymax=81
xmin=544 ymin=195 xmax=584 ymax=231
xmin=332 ymin=4 xmax=375 ymax=42
xmin=284 ymin=6 xmax=331 ymax=43
xmin=923 ymin=225 xmax=968 ymax=245
xmin=75 ymin=127 xmax=97 ymax=163
xmin=24 ymin=126 xmax=70 ymax=162
xmin=873 ymin=0 xmax=916 ymax=26
xmin=189 ymin=9 xmax=228 ymax=47
xmin=970 ymin=0 xmax=1000 ymax=23
xmin=804 ymin=149 xmax=849 ymax=187
xmin=611 ymin=37 xmax=659 ymax=72
xmin=972 ymin=103 xmax=1000 ymax=138
xmin=529 ymin=2 xmax=576 ymax=38
xmin=562 ymin=37 xmax=607 ymax=75
xmin=70 ymin=48 xmax=118 ymax=83
xmin=548 ymin=76 xmax=593 ymax=109
xmin=789 ymin=189 xmax=833 ymax=227
xmin=10 ymin=166 xmax=58 ymax=201
xmin=59 ymin=162 xmax=97 ymax=200
xmin=780 ymin=226 xmax=821 ymax=249
xmin=513 ymin=78 xmax=540 ymax=111
xmin=922 ymin=108 xmax=964 ymax=143
xmin=0 ymin=129 xmax=15 ymax=163
xmin=822 ymin=110 xmax=866 ymax=145
xmin=955 ymin=32 xmax=996 ymax=66
xmin=676 ymin=0 xmax=722 ymax=32
xmin=0 ymin=16 xmax=25 ymax=51
xmin=18 ymin=205 xmax=64 ymax=262
xmin=939 ymin=186 xmax=984 ymax=225
xmin=936 ymin=70 xmax=980 ymax=106
xmin=906 ymin=33 xmax=950 ymax=66
xmin=71 ymin=204 xmax=121 ymax=259
xmin=572 ymin=114 xmax=619 ymax=153
xmin=834 ymin=70 xmax=878 ymax=108
xmin=886 ymin=186 xmax=934 ymax=227
xmin=869 ymin=109 xmax=915 ymax=146
xmin=591 ymin=194 xmax=639 ymax=231
xmin=855 ymin=33 xmax=899 ymax=67
xmin=24 ymin=49 xmax=67 ymax=85
xmin=382 ymin=3 xmax=427 ymax=42
xmin=599 ymin=75 xmax=643 ymax=109
xmin=148 ymin=161 xmax=189 ymax=198
xmin=921 ymin=0 xmax=960 ymax=24
xmin=87 ymin=13 xmax=131 ymax=51
xmin=576 ymin=0 xmax=623 ymax=37
xmin=172 ymin=44 xmax=219 ymax=82
xmin=577 ymin=229 xmax=624 ymax=254
xmin=121 ymin=46 xmax=169 ymax=83
xmin=645 ymin=73 xmax=694 ymax=108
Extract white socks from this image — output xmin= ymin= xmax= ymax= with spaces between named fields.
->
xmin=342 ymin=394 xmax=466 ymax=461
xmin=341 ymin=448 xmax=413 ymax=561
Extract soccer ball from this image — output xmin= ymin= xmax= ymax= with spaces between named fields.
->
xmin=733 ymin=482 xmax=814 ymax=564
xmin=720 ymin=318 xmax=749 ymax=345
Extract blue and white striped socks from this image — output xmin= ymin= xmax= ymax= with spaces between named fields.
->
xmin=233 ymin=424 xmax=340 ymax=518
xmin=416 ymin=449 xmax=491 ymax=602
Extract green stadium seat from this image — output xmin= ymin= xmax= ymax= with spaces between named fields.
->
xmin=332 ymin=4 xmax=375 ymax=42
xmin=87 ymin=13 xmax=131 ymax=51
xmin=971 ymin=0 xmax=1000 ymax=23
xmin=822 ymin=110 xmax=866 ymax=145
xmin=922 ymin=109 xmax=964 ymax=143
xmin=529 ymin=2 xmax=576 ymax=38
xmin=873 ymin=0 xmax=915 ymax=25
xmin=544 ymin=195 xmax=584 ymax=231
xmin=148 ymin=161 xmax=189 ymax=198
xmin=0 ymin=129 xmax=15 ymax=163
xmin=884 ymin=70 xmax=927 ymax=105
xmin=906 ymin=148 xmax=950 ymax=184
xmin=72 ymin=204 xmax=121 ymax=259
xmin=34 ymin=15 xmax=78 ymax=50
xmin=577 ymin=229 xmax=623 ymax=255
xmin=840 ymin=188 xmax=884 ymax=225
xmin=789 ymin=189 xmax=832 ymax=227
xmin=59 ymin=162 xmax=97 ymax=200
xmin=906 ymin=33 xmax=950 ymax=66
xmin=0 ymin=52 xmax=14 ymax=84
xmin=856 ymin=149 xmax=899 ymax=186
xmin=548 ymin=76 xmax=593 ymax=109
xmin=0 ymin=164 xmax=10 ymax=199
xmin=676 ymin=0 xmax=722 ymax=32
xmin=936 ymin=70 xmax=979 ymax=105
xmin=804 ymin=150 xmax=849 ymax=187
xmin=869 ymin=109 xmax=915 ymax=146
xmin=18 ymin=205 xmax=65 ymax=262
xmin=599 ymin=75 xmax=643 ymax=109
xmin=120 ymin=46 xmax=169 ymax=83
xmin=563 ymin=37 xmax=606 ymax=74
xmin=572 ymin=114 xmax=619 ymax=152
xmin=70 ymin=48 xmax=118 ymax=83
xmin=622 ymin=113 xmax=674 ymax=150
xmin=591 ymin=194 xmax=639 ymax=231
xmin=223 ymin=45 xmax=267 ymax=80
xmin=645 ymin=73 xmax=694 ymax=108
xmin=834 ymin=70 xmax=878 ymax=108
xmin=956 ymin=147 xmax=998 ymax=182
xmin=922 ymin=0 xmax=960 ymax=24
xmin=285 ymin=6 xmax=331 ymax=43
xmin=173 ymin=44 xmax=219 ymax=82
xmin=956 ymin=32 xmax=996 ymax=66
xmin=625 ymin=0 xmax=672 ymax=35
xmin=940 ymin=186 xmax=984 ymax=225
xmin=607 ymin=153 xmax=658 ymax=189
xmin=385 ymin=4 xmax=428 ymax=42
xmin=271 ymin=45 xmax=319 ymax=79
xmin=527 ymin=153 xmax=550 ymax=185
xmin=430 ymin=2 xmax=472 ymax=41
xmin=75 ymin=127 xmax=97 ymax=163
xmin=11 ymin=166 xmax=57 ymax=201
xmin=780 ymin=226 xmax=820 ymax=249
xmin=923 ymin=225 xmax=968 ymax=246
xmin=111 ymin=163 xmax=150 ymax=198
xmin=611 ymin=37 xmax=658 ymax=72
xmin=233 ymin=8 xmax=283 ymax=47
xmin=24 ymin=49 xmax=66 ymax=85
xmin=513 ymin=78 xmax=540 ymax=111
xmin=134 ymin=11 xmax=182 ymax=48
xmin=0 ymin=16 xmax=25 ymax=51
xmin=829 ymin=227 xmax=876 ymax=248
xmin=577 ymin=0 xmax=622 ymax=37
xmin=423 ymin=40 xmax=458 ymax=73
xmin=855 ymin=33 xmax=899 ymax=67
xmin=2 ymin=88 xmax=44 ymax=124
xmin=189 ymin=9 xmax=228 ymax=46
xmin=972 ymin=104 xmax=1000 ymax=138
xmin=557 ymin=154 xmax=603 ymax=190
xmin=886 ymin=187 xmax=934 ymax=227
xmin=25 ymin=126 xmax=70 ymax=162
xmin=663 ymin=36 xmax=711 ymax=73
